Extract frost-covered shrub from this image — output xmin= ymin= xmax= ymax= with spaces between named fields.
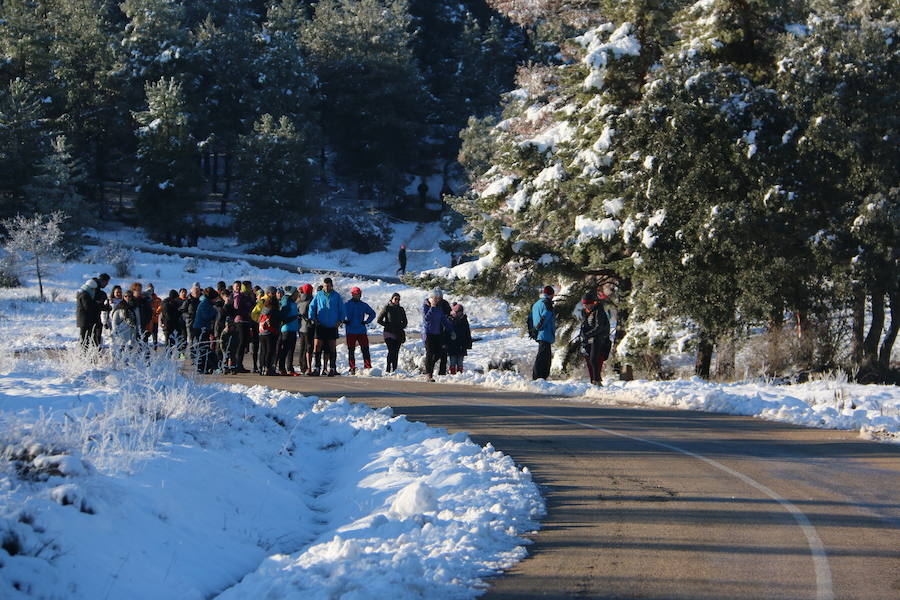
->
xmin=320 ymin=212 xmax=390 ymax=253
xmin=88 ymin=241 xmax=134 ymax=278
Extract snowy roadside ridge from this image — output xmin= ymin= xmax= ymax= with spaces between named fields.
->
xmin=419 ymin=367 xmax=900 ymax=443
xmin=0 ymin=349 xmax=544 ymax=599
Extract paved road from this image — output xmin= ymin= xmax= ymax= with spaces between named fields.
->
xmin=206 ymin=372 xmax=900 ymax=599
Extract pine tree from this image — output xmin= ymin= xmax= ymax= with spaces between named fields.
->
xmin=132 ymin=77 xmax=203 ymax=244
xmin=0 ymin=78 xmax=49 ymax=218
xmin=233 ymin=114 xmax=315 ymax=254
xmin=23 ymin=135 xmax=91 ymax=238
xmin=776 ymin=13 xmax=900 ymax=374
xmin=301 ymin=0 xmax=428 ymax=196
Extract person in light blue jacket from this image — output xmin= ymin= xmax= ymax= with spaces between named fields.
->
xmin=309 ymin=277 xmax=346 ymax=376
xmin=344 ymin=286 xmax=377 ymax=373
xmin=530 ymin=286 xmax=556 ymax=380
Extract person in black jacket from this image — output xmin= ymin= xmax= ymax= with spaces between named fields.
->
xmin=180 ymin=285 xmax=201 ymax=357
xmin=397 ymin=244 xmax=407 ymax=276
xmin=377 ymin=292 xmax=408 ymax=373
xmin=579 ymin=292 xmax=611 ymax=386
xmin=160 ymin=289 xmax=183 ymax=350
xmin=446 ymin=303 xmax=473 ymax=374
xmin=75 ymin=273 xmax=110 ymax=349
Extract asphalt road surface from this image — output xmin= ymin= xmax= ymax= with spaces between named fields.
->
xmin=206 ymin=371 xmax=900 ymax=600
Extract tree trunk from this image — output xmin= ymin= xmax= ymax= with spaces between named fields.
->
xmin=879 ymin=289 xmax=898 ymax=367
xmin=222 ymin=152 xmax=231 ymax=213
xmin=210 ymin=152 xmax=218 ymax=193
xmin=695 ymin=332 xmax=713 ymax=379
xmin=851 ymin=288 xmax=866 ymax=365
xmin=715 ymin=332 xmax=735 ymax=380
xmin=35 ymin=255 xmax=44 ymax=302
xmin=863 ymin=288 xmax=885 ymax=364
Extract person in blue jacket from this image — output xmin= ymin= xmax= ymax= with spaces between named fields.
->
xmin=530 ymin=285 xmax=556 ymax=380
xmin=309 ymin=277 xmax=346 ymax=376
xmin=276 ymin=285 xmax=300 ymax=375
xmin=344 ymin=286 xmax=377 ymax=374
xmin=193 ymin=287 xmax=218 ymax=374
xmin=423 ymin=289 xmax=454 ymax=382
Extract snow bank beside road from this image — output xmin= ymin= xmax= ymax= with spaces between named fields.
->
xmin=0 ymin=349 xmax=543 ymax=599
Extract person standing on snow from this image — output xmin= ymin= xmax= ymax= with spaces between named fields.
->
xmin=446 ymin=302 xmax=472 ymax=375
xmin=160 ymin=289 xmax=183 ymax=349
xmin=344 ymin=286 xmax=376 ymax=374
xmin=530 ymin=286 xmax=556 ymax=380
xmin=110 ymin=289 xmax=139 ymax=352
xmin=579 ymin=291 xmax=611 ymax=386
xmin=193 ymin=288 xmax=218 ymax=374
xmin=76 ymin=273 xmax=110 ymax=349
xmin=377 ymin=292 xmax=407 ymax=373
xmin=397 ymin=244 xmax=407 ymax=276
xmin=421 ymin=289 xmax=452 ymax=376
xmin=309 ymin=277 xmax=346 ymax=376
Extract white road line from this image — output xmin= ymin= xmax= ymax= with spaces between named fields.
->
xmin=328 ymin=382 xmax=835 ymax=600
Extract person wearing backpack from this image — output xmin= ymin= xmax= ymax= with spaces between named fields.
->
xmin=579 ymin=291 xmax=611 ymax=386
xmin=530 ymin=286 xmax=556 ymax=380
xmin=258 ymin=287 xmax=282 ymax=376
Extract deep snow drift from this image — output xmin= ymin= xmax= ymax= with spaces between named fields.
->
xmin=0 ymin=348 xmax=543 ymax=599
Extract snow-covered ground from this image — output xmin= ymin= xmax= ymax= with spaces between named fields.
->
xmin=0 ymin=347 xmax=544 ymax=599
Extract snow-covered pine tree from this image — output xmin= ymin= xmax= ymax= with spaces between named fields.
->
xmin=132 ymin=77 xmax=203 ymax=245
xmin=418 ymin=16 xmax=656 ymax=372
xmin=233 ymin=114 xmax=315 ymax=254
xmin=775 ymin=12 xmax=899 ymax=376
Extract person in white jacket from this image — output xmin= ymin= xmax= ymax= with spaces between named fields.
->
xmin=110 ymin=290 xmax=139 ymax=351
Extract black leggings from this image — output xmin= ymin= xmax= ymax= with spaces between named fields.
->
xmin=277 ymin=331 xmax=297 ymax=373
xmin=236 ymin=322 xmax=250 ymax=370
xmin=385 ymin=338 xmax=401 ymax=372
xmin=425 ymin=334 xmax=444 ymax=376
xmin=259 ymin=334 xmax=277 ymax=374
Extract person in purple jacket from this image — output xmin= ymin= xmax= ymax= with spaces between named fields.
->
xmin=344 ymin=286 xmax=377 ymax=374
xmin=422 ymin=289 xmax=455 ymax=382
xmin=231 ymin=280 xmax=254 ymax=372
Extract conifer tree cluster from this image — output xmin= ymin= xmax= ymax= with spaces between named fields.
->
xmin=0 ymin=0 xmax=523 ymax=247
xmin=422 ymin=0 xmax=898 ymax=380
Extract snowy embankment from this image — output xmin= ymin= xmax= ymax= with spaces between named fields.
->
xmin=0 ymin=348 xmax=543 ymax=599
xmin=401 ymin=330 xmax=900 ymax=443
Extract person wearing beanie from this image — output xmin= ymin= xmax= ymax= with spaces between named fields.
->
xmin=422 ymin=290 xmax=454 ymax=382
xmin=75 ymin=273 xmax=110 ymax=350
xmin=257 ymin=288 xmax=282 ymax=376
xmin=297 ymin=283 xmax=315 ymax=374
xmin=421 ymin=288 xmax=452 ymax=375
xmin=446 ymin=303 xmax=472 ymax=375
xmin=309 ymin=277 xmax=346 ymax=376
xmin=344 ymin=286 xmax=376 ymax=374
xmin=377 ymin=292 xmax=407 ymax=373
xmin=249 ymin=287 xmax=267 ymax=372
xmin=579 ymin=291 xmax=611 ymax=386
xmin=530 ymin=285 xmax=556 ymax=381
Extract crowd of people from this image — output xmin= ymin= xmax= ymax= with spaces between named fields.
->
xmin=74 ymin=274 xmax=473 ymax=380
xmin=76 ymin=272 xmax=614 ymax=383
